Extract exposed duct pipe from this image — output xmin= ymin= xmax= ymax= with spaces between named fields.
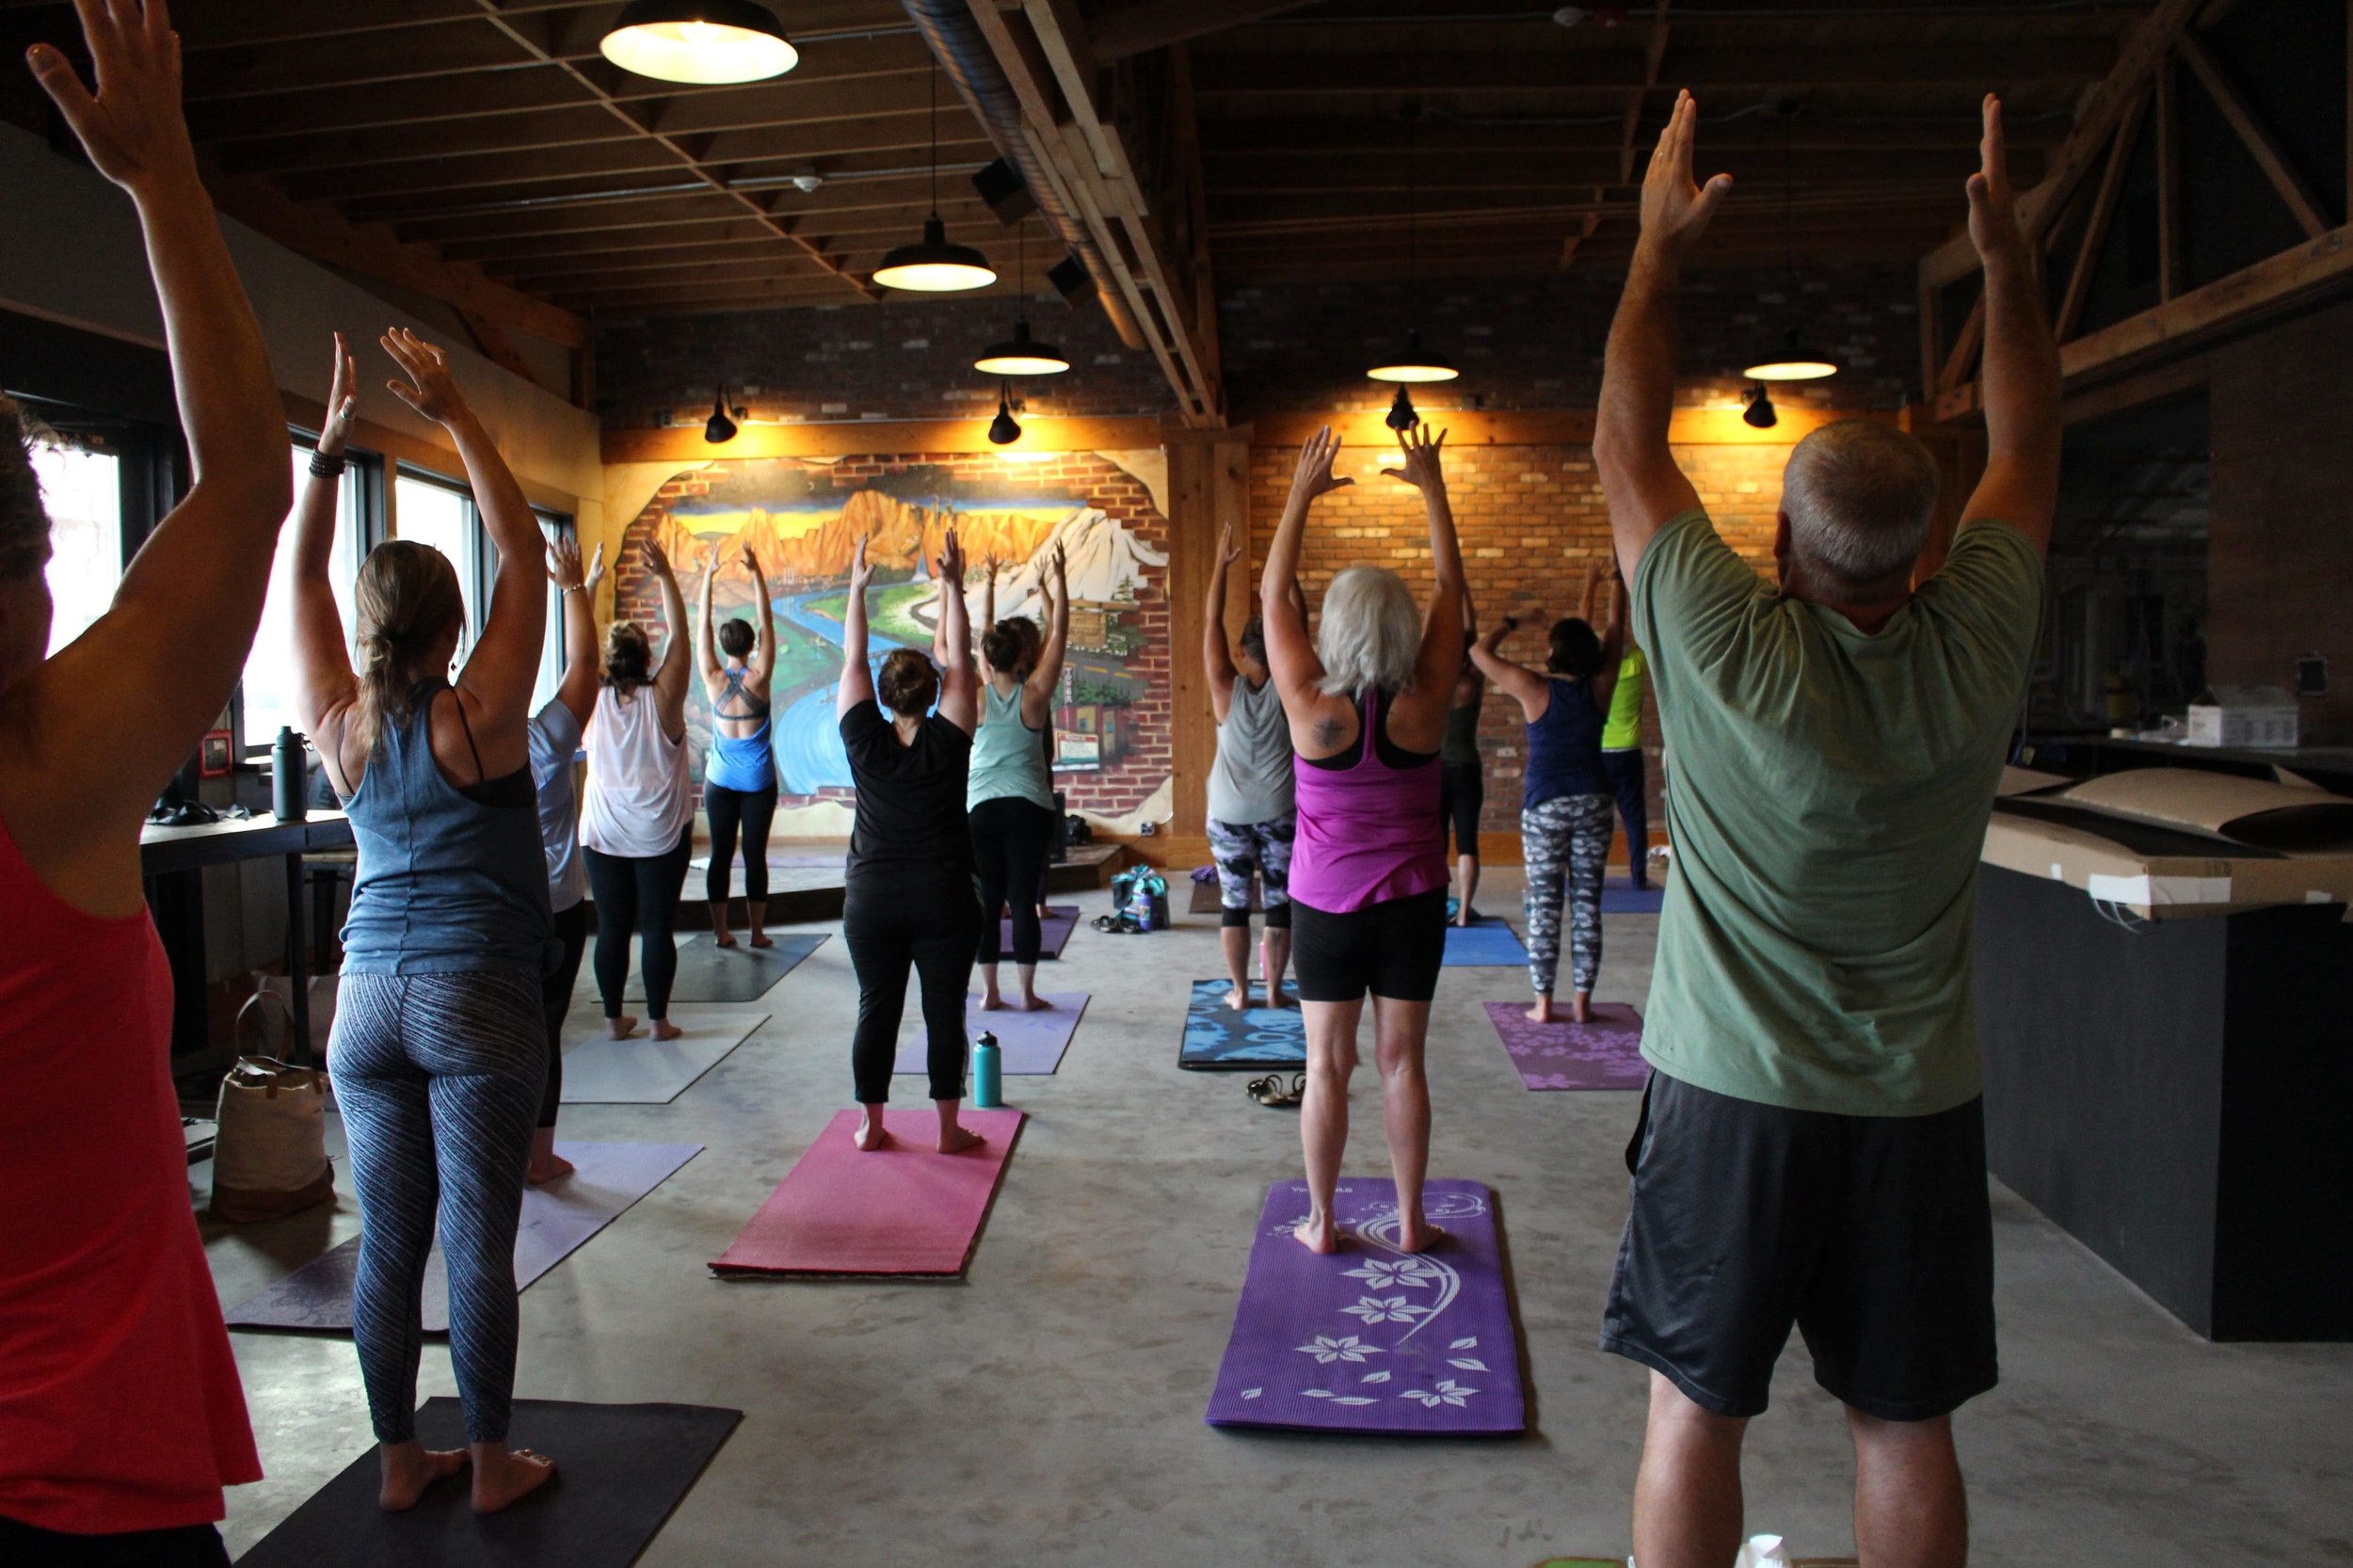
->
xmin=900 ymin=0 xmax=1149 ymax=351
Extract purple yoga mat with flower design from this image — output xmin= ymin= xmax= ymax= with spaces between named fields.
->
xmin=1485 ymin=1001 xmax=1647 ymax=1091
xmin=1206 ymin=1178 xmax=1524 ymax=1436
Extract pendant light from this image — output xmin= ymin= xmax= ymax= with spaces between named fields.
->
xmin=875 ymin=65 xmax=997 ymax=293
xmin=704 ymin=383 xmax=741 ymax=443
xmin=1741 ymin=384 xmax=1778 ymax=429
xmin=600 ymin=0 xmax=797 ymax=85
xmin=973 ymin=218 xmax=1070 ymax=376
xmin=987 ymin=384 xmax=1023 ymax=445
xmin=1742 ymin=114 xmax=1837 ymax=382
xmin=1368 ymin=104 xmax=1458 ymax=409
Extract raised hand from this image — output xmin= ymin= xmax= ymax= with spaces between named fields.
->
xmin=1382 ymin=423 xmax=1449 ymax=494
xmin=643 ymin=538 xmax=673 ymax=582
xmin=1288 ymin=425 xmax=1353 ymax=510
xmin=740 ymin=540 xmax=760 ymax=576
xmin=847 ymin=534 xmax=874 ymax=594
xmin=380 ymin=328 xmax=471 ymax=425
xmin=547 ymin=536 xmax=587 ymax=591
xmin=26 ymin=0 xmax=195 ymax=195
xmin=1049 ymin=543 xmax=1067 ymax=584
xmin=583 ymin=541 xmax=606 ymax=593
xmin=1965 ymin=93 xmax=2026 ymax=266
xmin=936 ymin=527 xmax=965 ymax=584
xmin=1217 ymin=522 xmax=1243 ymax=569
xmin=1639 ymin=91 xmax=1733 ymax=256
xmin=316 ymin=332 xmax=359 ymax=456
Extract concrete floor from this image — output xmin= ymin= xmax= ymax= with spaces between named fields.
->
xmin=199 ymin=872 xmax=2353 ymax=1566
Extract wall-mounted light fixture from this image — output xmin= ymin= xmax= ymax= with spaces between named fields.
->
xmin=1740 ymin=384 xmax=1778 ymax=429
xmin=600 ymin=0 xmax=797 ymax=85
xmin=987 ymin=384 xmax=1023 ymax=445
xmin=704 ymin=383 xmax=747 ymax=443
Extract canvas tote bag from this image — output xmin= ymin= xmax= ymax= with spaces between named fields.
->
xmin=209 ymin=993 xmax=336 ymax=1223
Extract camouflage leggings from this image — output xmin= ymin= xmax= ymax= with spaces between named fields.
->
xmin=1521 ymin=792 xmax=1612 ymax=997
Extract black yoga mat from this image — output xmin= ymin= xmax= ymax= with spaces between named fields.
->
xmin=618 ymin=931 xmax=824 ymax=1003
xmin=233 ymin=1399 xmax=740 ymax=1568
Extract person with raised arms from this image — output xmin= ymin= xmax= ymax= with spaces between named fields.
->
xmin=1592 ymin=91 xmax=2058 ymax=1568
xmin=1260 ymin=423 xmax=1466 ymax=1256
xmin=696 ymin=541 xmax=778 ymax=950
xmin=1201 ymin=522 xmax=1297 ymax=1010
xmin=0 ymin=4 xmax=292 ymax=1555
xmin=968 ymin=544 xmax=1068 ymax=1012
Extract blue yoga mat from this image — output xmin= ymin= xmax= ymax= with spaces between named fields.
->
xmin=1601 ymin=875 xmax=1665 ymax=914
xmin=1442 ymin=916 xmax=1529 ymax=968
xmin=1180 ymin=978 xmax=1306 ymax=1070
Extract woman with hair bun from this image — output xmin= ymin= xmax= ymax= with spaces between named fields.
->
xmin=578 ymin=540 xmax=695 ymax=1040
xmin=1259 ymin=423 xmax=1466 ymax=1256
xmin=695 ymin=541 xmax=777 ymax=949
xmin=289 ymin=328 xmax=560 ymax=1513
xmin=1471 ymin=560 xmax=1627 ymax=1025
xmin=836 ymin=531 xmax=987 ymax=1153
xmin=968 ymin=545 xmax=1068 ymax=1012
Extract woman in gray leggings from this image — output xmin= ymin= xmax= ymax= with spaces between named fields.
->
xmin=290 ymin=330 xmax=560 ymax=1515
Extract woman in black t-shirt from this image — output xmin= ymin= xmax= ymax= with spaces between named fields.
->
xmin=836 ymin=529 xmax=986 ymax=1153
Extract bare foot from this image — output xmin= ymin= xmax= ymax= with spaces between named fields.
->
xmin=748 ymin=931 xmax=773 ymax=949
xmin=936 ymin=1125 xmax=986 ymax=1154
xmin=854 ymin=1118 xmax=891 ymax=1151
xmin=1225 ymin=986 xmax=1250 ymax=1012
xmin=1571 ymin=995 xmax=1593 ymax=1025
xmin=1019 ymin=993 xmax=1053 ymax=1012
xmin=1292 ymin=1212 xmax=1340 ymax=1254
xmin=378 ymin=1443 xmax=466 ymax=1512
xmin=649 ymin=1018 xmax=684 ymax=1041
xmin=604 ymin=1016 xmax=639 ymax=1040
xmin=1396 ymin=1217 xmax=1446 ymax=1255
xmin=471 ymin=1447 xmax=555 ymax=1514
xmin=712 ymin=930 xmax=737 ymax=950
xmin=526 ymin=1152 xmax=574 ymax=1186
xmin=1526 ymin=997 xmax=1557 ymax=1025
xmin=1454 ymin=912 xmax=1472 ymax=928
xmin=979 ymin=991 xmax=1006 ymax=1012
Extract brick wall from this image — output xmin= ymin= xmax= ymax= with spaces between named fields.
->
xmin=595 ymin=295 xmax=1171 ymax=429
xmin=1247 ymin=439 xmax=1797 ymax=840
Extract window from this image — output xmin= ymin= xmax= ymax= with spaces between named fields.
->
xmin=242 ymin=443 xmax=360 ymax=747
xmin=32 ymin=439 xmax=122 ymax=657
xmin=393 ymin=471 xmax=479 ymax=633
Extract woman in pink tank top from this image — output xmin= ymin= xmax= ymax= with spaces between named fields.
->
xmin=0 ymin=13 xmax=294 ymax=1558
xmin=1260 ymin=424 xmax=1468 ymax=1257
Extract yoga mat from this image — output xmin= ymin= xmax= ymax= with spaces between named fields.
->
xmin=1443 ymin=915 xmax=1530 ymax=967
xmin=711 ymin=1107 xmax=1025 ymax=1277
xmin=1485 ymin=1002 xmax=1646 ymax=1091
xmin=224 ymin=1143 xmax=703 ymax=1335
xmin=995 ymin=903 xmax=1079 ymax=959
xmin=1207 ymin=1177 xmax=1524 ymax=1436
xmin=232 ymin=1399 xmax=739 ymax=1568
xmin=889 ymin=992 xmax=1089 ymax=1078
xmin=559 ymin=1010 xmax=769 ymax=1104
xmin=1601 ymin=883 xmax=1665 ymax=914
xmin=621 ymin=932 xmax=824 ymax=1003
xmin=1180 ymin=977 xmax=1305 ymax=1071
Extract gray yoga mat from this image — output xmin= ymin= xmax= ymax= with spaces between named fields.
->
xmin=618 ymin=932 xmax=824 ymax=1004
xmin=223 ymin=1143 xmax=703 ymax=1335
xmin=891 ymin=992 xmax=1090 ymax=1077
xmin=232 ymin=1399 xmax=740 ymax=1568
xmin=559 ymin=1010 xmax=769 ymax=1104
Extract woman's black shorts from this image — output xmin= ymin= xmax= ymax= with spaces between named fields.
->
xmin=1289 ymin=888 xmax=1448 ymax=1003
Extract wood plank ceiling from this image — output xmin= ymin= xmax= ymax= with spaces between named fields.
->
xmin=0 ymin=1 xmax=2154 ymax=351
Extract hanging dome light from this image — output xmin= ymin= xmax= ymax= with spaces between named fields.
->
xmin=704 ymin=383 xmax=739 ymax=443
xmin=987 ymin=385 xmax=1023 ymax=445
xmin=1742 ymin=327 xmax=1838 ymax=382
xmin=877 ymin=65 xmax=997 ymax=292
xmin=974 ymin=318 xmax=1070 ymax=376
xmin=1384 ymin=385 xmax=1420 ymax=432
xmin=1740 ymin=384 xmax=1779 ymax=429
xmin=600 ymin=0 xmax=797 ymax=85
xmin=1367 ymin=327 xmax=1459 ymax=384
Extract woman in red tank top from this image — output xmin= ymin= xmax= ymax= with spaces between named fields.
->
xmin=0 ymin=8 xmax=295 ymax=1560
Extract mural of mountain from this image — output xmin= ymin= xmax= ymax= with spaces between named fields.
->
xmin=972 ymin=505 xmax=1171 ymax=622
xmin=665 ymin=489 xmax=1070 ymax=593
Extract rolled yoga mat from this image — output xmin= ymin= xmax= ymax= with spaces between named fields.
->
xmin=1207 ymin=1177 xmax=1525 ymax=1435
xmin=223 ymin=1142 xmax=704 ymax=1335
xmin=1179 ymin=977 xmax=1305 ymax=1071
xmin=711 ymin=1107 xmax=1025 ymax=1277
xmin=620 ymin=931 xmax=824 ymax=1004
xmin=1442 ymin=915 xmax=1531 ymax=967
xmin=232 ymin=1399 xmax=740 ymax=1568
xmin=558 ymin=1009 xmax=770 ymax=1105
xmin=890 ymin=992 xmax=1089 ymax=1078
xmin=1485 ymin=1001 xmax=1646 ymax=1091
xmin=996 ymin=903 xmax=1080 ymax=959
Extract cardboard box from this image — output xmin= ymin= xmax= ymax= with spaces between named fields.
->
xmin=2186 ymin=684 xmax=2299 ymax=748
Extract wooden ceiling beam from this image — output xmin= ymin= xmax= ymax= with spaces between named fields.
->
xmin=388 ymin=178 xmax=994 ymax=243
xmin=1195 ymin=117 xmax=2070 ymax=158
xmin=1090 ymin=0 xmax=1324 ymax=62
xmin=1192 ymin=42 xmax=2119 ymax=97
xmin=1206 ymin=149 xmax=2021 ymax=193
xmin=2176 ymin=30 xmax=2332 ymax=238
xmin=157 ymin=0 xmax=902 ymax=54
xmin=309 ymin=140 xmax=987 ymax=214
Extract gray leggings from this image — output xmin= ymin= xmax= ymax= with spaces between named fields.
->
xmin=1522 ymin=792 xmax=1612 ymax=997
xmin=329 ymin=968 xmax=545 ymax=1446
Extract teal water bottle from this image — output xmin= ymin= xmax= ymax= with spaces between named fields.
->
xmin=971 ymin=1032 xmax=1002 ymax=1109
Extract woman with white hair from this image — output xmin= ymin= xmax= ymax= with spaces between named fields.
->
xmin=1259 ymin=424 xmax=1466 ymax=1256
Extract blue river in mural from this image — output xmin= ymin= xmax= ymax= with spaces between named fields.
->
xmin=765 ymin=588 xmax=907 ymax=796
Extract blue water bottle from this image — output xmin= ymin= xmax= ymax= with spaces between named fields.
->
xmin=971 ymin=1032 xmax=1002 ymax=1109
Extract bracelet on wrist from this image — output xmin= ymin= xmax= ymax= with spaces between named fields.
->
xmin=309 ymin=449 xmax=346 ymax=478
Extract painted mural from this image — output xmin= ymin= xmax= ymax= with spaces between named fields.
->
xmin=614 ymin=452 xmax=1173 ymax=838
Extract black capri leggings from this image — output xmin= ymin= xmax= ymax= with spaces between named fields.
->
xmin=970 ymin=795 xmax=1057 ymax=966
xmin=583 ymin=823 xmax=693 ymax=1021
xmin=845 ymin=867 xmax=984 ymax=1104
xmin=704 ymin=780 xmax=778 ymax=907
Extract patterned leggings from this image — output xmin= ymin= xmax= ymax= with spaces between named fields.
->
xmin=1521 ymin=792 xmax=1613 ymax=998
xmin=329 ymin=969 xmax=545 ymax=1446
xmin=1206 ymin=814 xmax=1295 ymax=928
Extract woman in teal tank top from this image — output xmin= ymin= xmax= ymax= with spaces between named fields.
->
xmin=969 ymin=544 xmax=1068 ymax=1011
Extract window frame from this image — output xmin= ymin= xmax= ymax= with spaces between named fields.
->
xmin=236 ymin=432 xmax=385 ymax=758
xmin=389 ymin=461 xmax=575 ymax=716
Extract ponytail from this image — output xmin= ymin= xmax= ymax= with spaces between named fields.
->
xmin=349 ymin=540 xmax=464 ymax=756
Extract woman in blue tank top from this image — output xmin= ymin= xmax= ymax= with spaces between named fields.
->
xmin=289 ymin=330 xmax=561 ymax=1514
xmin=695 ymin=543 xmax=778 ymax=948
xmin=1469 ymin=561 xmax=1627 ymax=1026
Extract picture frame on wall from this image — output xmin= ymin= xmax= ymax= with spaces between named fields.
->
xmin=199 ymin=729 xmax=232 ymax=777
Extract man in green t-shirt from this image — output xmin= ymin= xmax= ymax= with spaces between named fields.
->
xmin=1591 ymin=94 xmax=2057 ymax=1567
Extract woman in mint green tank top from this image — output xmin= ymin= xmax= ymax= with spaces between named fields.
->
xmin=969 ymin=544 xmax=1068 ymax=1011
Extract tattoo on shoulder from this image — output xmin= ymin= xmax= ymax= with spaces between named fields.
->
xmin=1312 ymin=716 xmax=1346 ymax=750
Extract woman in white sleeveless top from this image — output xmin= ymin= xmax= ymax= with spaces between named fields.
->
xmin=579 ymin=540 xmax=695 ymax=1040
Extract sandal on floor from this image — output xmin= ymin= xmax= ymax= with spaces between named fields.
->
xmin=1091 ymin=913 xmax=1141 ymax=935
xmin=1247 ymin=1074 xmax=1303 ymax=1109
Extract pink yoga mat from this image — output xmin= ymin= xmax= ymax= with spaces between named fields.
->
xmin=710 ymin=1108 xmax=1025 ymax=1277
